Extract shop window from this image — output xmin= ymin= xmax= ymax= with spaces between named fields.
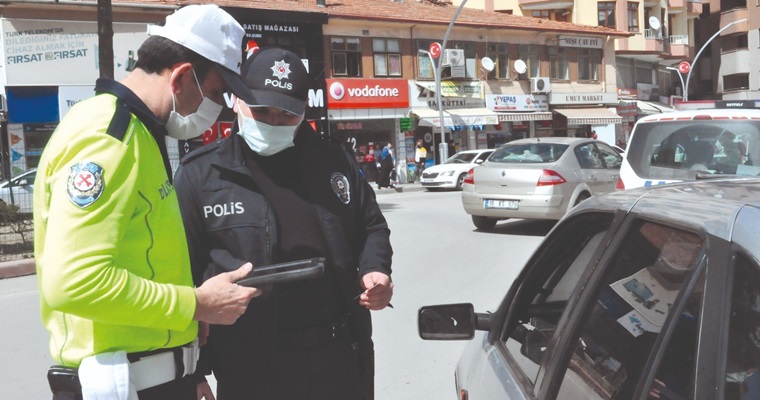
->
xmin=518 ymin=44 xmax=540 ymax=79
xmin=578 ymin=48 xmax=601 ymax=81
xmin=331 ymin=37 xmax=362 ymax=77
xmin=373 ymin=38 xmax=401 ymax=77
xmin=598 ymin=2 xmax=616 ymax=29
xmin=417 ymin=40 xmax=435 ymax=79
xmin=628 ymin=2 xmax=639 ymax=32
xmin=532 ymin=10 xmax=550 ymax=19
xmin=487 ymin=43 xmax=509 ymax=80
xmin=549 ymin=47 xmax=569 ymax=80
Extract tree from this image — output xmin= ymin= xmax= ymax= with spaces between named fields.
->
xmin=98 ymin=0 xmax=114 ymax=79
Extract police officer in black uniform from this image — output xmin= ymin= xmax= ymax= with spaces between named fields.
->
xmin=174 ymin=47 xmax=393 ymax=400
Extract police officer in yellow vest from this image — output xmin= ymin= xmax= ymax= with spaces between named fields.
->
xmin=33 ymin=5 xmax=260 ymax=399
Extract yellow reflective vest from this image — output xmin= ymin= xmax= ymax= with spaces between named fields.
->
xmin=33 ymin=79 xmax=197 ymax=367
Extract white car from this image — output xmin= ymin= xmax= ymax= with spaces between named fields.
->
xmin=421 ymin=149 xmax=493 ymax=190
xmin=617 ymin=108 xmax=760 ymax=190
xmin=0 ymin=169 xmax=36 ymax=213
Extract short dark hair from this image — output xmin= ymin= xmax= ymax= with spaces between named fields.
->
xmin=134 ymin=36 xmax=214 ymax=81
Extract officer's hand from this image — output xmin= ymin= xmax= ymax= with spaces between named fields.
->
xmin=359 ymin=272 xmax=393 ymax=310
xmin=194 ymin=263 xmax=260 ymax=325
xmin=197 ymin=381 xmax=215 ymax=400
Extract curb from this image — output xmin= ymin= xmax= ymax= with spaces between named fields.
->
xmin=372 ymin=182 xmax=426 ymax=195
xmin=0 ymin=258 xmax=35 ymax=279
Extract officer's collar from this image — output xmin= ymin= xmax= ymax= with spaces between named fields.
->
xmin=95 ymin=78 xmax=165 ymax=135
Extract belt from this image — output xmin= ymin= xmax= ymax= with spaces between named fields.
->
xmin=47 ymin=339 xmax=199 ymax=395
xmin=280 ymin=318 xmax=352 ymax=349
xmin=127 ymin=338 xmax=199 ymax=391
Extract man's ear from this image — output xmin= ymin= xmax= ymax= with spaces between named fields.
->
xmin=168 ymin=62 xmax=194 ymax=94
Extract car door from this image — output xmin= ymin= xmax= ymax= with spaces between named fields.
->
xmin=594 ymin=142 xmax=622 ymax=193
xmin=457 ymin=212 xmax=620 ymax=399
xmin=574 ymin=143 xmax=608 ymax=195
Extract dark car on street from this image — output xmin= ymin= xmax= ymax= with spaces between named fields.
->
xmin=420 ymin=178 xmax=760 ymax=400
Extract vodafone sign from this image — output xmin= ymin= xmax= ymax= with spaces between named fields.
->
xmin=326 ymin=79 xmax=409 ymax=109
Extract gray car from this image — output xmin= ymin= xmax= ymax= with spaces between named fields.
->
xmin=420 ymin=178 xmax=760 ymax=399
xmin=0 ymin=169 xmax=35 ymax=213
xmin=461 ymin=137 xmax=621 ymax=230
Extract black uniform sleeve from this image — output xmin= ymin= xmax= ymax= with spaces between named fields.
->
xmin=174 ymin=164 xmax=212 ymax=286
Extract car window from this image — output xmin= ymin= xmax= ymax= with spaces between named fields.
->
xmin=575 ymin=143 xmax=604 ymax=169
xmin=627 ymin=119 xmax=760 ymax=180
xmin=557 ymin=221 xmax=704 ymax=399
xmin=476 ymin=151 xmax=492 ymax=162
xmin=724 ymin=253 xmax=760 ymax=399
xmin=490 ymin=143 xmax=569 ymax=164
xmin=596 ymin=143 xmax=622 ymax=169
xmin=502 ymin=213 xmax=614 ymax=387
xmin=445 ymin=153 xmax=477 ymax=164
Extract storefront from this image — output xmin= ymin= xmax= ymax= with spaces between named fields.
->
xmin=486 ymin=94 xmax=552 ymax=144
xmin=326 ymin=78 xmax=408 ymax=182
xmin=1 ymin=18 xmax=148 ymax=177
xmin=410 ymin=80 xmax=497 ymax=164
xmin=549 ymin=92 xmax=621 ymax=146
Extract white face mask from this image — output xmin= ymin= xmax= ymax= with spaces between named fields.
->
xmin=166 ymin=69 xmax=223 ymax=140
xmin=237 ymin=112 xmax=301 ymax=156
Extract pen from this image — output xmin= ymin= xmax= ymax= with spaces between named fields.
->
xmin=353 ymin=284 xmax=394 ymax=308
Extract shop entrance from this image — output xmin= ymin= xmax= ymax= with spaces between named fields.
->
xmin=330 ymin=119 xmax=395 ymax=183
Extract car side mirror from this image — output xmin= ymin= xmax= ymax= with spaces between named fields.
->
xmin=418 ymin=303 xmax=491 ymax=340
xmin=475 ymin=159 xmax=484 ymax=164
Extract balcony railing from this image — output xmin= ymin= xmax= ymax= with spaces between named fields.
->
xmin=645 ymin=29 xmax=664 ymax=39
xmin=669 ymin=35 xmax=688 ymax=45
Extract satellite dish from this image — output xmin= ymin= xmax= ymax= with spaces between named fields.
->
xmin=481 ymin=57 xmax=495 ymax=72
xmin=649 ymin=16 xmax=661 ymax=30
xmin=514 ymin=59 xmax=527 ymax=74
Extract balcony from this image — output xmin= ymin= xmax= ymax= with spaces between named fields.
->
xmin=670 ymin=0 xmax=703 ymax=14
xmin=720 ymin=8 xmax=748 ymax=36
xmin=721 ymin=49 xmax=751 ymax=75
xmin=687 ymin=0 xmax=702 ymax=15
xmin=667 ymin=35 xmax=695 ymax=58
xmin=518 ymin=0 xmax=574 ymax=8
xmin=643 ymin=30 xmax=665 ymax=53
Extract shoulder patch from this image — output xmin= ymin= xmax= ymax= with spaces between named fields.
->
xmin=67 ymin=162 xmax=105 ymax=208
xmin=330 ymin=172 xmax=351 ymax=205
xmin=105 ymin=99 xmax=132 ymax=142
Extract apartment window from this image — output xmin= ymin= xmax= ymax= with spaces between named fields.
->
xmin=549 ymin=47 xmax=569 ymax=80
xmin=518 ymin=44 xmax=540 ymax=79
xmin=555 ymin=9 xmax=571 ymax=22
xmin=417 ymin=40 xmax=435 ymax=79
xmin=487 ymin=43 xmax=509 ymax=79
xmin=331 ymin=37 xmax=362 ymax=77
xmin=724 ymin=73 xmax=749 ymax=91
xmin=532 ymin=10 xmax=550 ymax=19
xmin=372 ymin=38 xmax=401 ymax=77
xmin=598 ymin=2 xmax=616 ymax=28
xmin=628 ymin=2 xmax=640 ymax=32
xmin=578 ymin=48 xmax=601 ymax=81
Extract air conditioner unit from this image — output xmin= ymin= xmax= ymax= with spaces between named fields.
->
xmin=441 ymin=49 xmax=465 ymax=67
xmin=530 ymin=77 xmax=551 ymax=94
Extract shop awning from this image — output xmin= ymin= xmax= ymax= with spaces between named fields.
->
xmin=554 ymin=108 xmax=622 ymax=125
xmin=411 ymin=108 xmax=499 ymax=127
xmin=497 ymin=112 xmax=553 ymax=122
xmin=636 ymin=100 xmax=676 ymax=114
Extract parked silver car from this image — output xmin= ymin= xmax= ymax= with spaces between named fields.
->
xmin=461 ymin=137 xmax=621 ymax=229
xmin=0 ymin=169 xmax=36 ymax=213
xmin=421 ymin=149 xmax=493 ymax=191
xmin=421 ymin=178 xmax=760 ymax=400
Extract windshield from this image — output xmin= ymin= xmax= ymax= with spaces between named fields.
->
xmin=489 ymin=143 xmax=569 ymax=164
xmin=444 ymin=152 xmax=477 ymax=164
xmin=627 ymin=119 xmax=760 ymax=179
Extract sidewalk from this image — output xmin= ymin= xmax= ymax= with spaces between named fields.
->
xmin=370 ymin=181 xmax=426 ymax=195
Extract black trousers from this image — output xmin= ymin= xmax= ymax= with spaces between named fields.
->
xmin=52 ymin=375 xmax=196 ymax=400
xmin=216 ymin=338 xmax=367 ymax=400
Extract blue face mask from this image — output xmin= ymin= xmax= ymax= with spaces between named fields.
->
xmin=237 ymin=113 xmax=300 ymax=156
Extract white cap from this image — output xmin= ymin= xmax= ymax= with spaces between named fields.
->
xmin=148 ymin=5 xmax=248 ymax=97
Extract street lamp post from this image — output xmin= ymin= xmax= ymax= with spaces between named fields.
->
xmin=666 ymin=66 xmax=686 ymax=98
xmin=683 ymin=18 xmax=747 ymax=101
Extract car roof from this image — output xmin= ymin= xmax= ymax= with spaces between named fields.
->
xmin=503 ymin=137 xmax=598 ymax=145
xmin=572 ymin=178 xmax=760 ymax=240
xmin=456 ymin=149 xmax=492 ymax=154
xmin=636 ymin=108 xmax=760 ymax=123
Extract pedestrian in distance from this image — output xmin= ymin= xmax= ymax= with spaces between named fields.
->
xmin=174 ymin=47 xmax=394 ymax=400
xmin=33 ymin=5 xmax=260 ymax=400
xmin=378 ymin=142 xmax=395 ymax=189
xmin=414 ymin=139 xmax=427 ymax=181
xmin=447 ymin=139 xmax=456 ymax=159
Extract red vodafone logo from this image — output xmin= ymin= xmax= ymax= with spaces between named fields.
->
xmin=429 ymin=42 xmax=442 ymax=59
xmin=329 ymin=81 xmax=346 ymax=100
xmin=677 ymin=61 xmax=690 ymax=74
